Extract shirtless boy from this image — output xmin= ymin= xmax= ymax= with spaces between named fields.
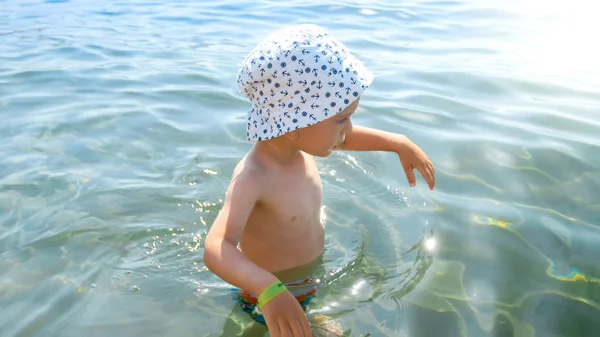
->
xmin=203 ymin=24 xmax=436 ymax=337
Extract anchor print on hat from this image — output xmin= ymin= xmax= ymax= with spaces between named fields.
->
xmin=237 ymin=24 xmax=374 ymax=141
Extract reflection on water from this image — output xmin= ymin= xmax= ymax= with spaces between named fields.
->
xmin=2 ymin=0 xmax=600 ymax=336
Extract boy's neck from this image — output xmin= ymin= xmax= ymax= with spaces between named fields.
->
xmin=253 ymin=138 xmax=302 ymax=165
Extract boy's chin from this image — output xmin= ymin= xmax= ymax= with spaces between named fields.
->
xmin=302 ymin=145 xmax=337 ymax=157
xmin=317 ymin=148 xmax=335 ymax=157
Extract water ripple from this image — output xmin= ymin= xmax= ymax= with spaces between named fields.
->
xmin=2 ymin=0 xmax=600 ymax=336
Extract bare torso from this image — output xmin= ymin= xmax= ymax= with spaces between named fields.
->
xmin=236 ymin=150 xmax=325 ymax=281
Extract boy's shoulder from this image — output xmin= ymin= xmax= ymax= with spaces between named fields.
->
xmin=221 ymin=153 xmax=268 ymax=206
xmin=231 ymin=152 xmax=266 ymax=182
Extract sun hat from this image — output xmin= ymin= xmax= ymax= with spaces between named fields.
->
xmin=237 ymin=24 xmax=374 ymax=141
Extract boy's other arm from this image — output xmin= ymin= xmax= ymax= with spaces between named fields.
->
xmin=203 ymin=169 xmax=278 ymax=295
xmin=335 ymin=125 xmax=436 ymax=190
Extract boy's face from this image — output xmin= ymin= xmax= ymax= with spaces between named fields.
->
xmin=293 ymin=98 xmax=359 ymax=157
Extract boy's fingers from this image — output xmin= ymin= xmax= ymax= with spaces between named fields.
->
xmin=428 ymin=161 xmax=436 ymax=174
xmin=426 ymin=162 xmax=436 ymax=190
xmin=418 ymin=162 xmax=433 ymax=188
xmin=426 ymin=165 xmax=435 ymax=190
xmin=288 ymin=315 xmax=300 ymax=337
xmin=299 ymin=317 xmax=311 ymax=337
xmin=270 ymin=324 xmax=280 ymax=337
xmin=403 ymin=163 xmax=416 ymax=187
xmin=278 ymin=323 xmax=291 ymax=337
xmin=289 ymin=321 xmax=302 ymax=337
xmin=416 ymin=165 xmax=430 ymax=188
xmin=286 ymin=317 xmax=304 ymax=337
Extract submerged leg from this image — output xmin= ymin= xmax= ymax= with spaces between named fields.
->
xmin=217 ymin=302 xmax=269 ymax=337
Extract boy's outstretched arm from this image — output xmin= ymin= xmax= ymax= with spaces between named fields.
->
xmin=334 ymin=125 xmax=436 ymax=190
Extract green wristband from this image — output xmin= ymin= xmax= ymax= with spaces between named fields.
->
xmin=257 ymin=280 xmax=287 ymax=311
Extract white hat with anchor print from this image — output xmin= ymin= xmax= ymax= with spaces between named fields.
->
xmin=237 ymin=24 xmax=374 ymax=141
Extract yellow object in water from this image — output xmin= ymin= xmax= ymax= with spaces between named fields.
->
xmin=473 ymin=215 xmax=511 ymax=229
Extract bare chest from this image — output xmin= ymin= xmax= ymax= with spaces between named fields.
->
xmin=265 ymin=165 xmax=322 ymax=223
xmin=247 ymin=156 xmax=323 ymax=229
xmin=240 ymin=154 xmax=326 ymax=271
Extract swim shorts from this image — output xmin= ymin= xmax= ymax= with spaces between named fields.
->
xmin=231 ymin=276 xmax=320 ymax=325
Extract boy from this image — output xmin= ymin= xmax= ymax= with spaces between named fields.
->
xmin=203 ymin=24 xmax=435 ymax=337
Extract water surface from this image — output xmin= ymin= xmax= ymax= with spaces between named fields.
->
xmin=2 ymin=0 xmax=600 ymax=336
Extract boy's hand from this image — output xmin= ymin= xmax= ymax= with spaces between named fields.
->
xmin=261 ymin=290 xmax=312 ymax=337
xmin=396 ymin=136 xmax=436 ymax=190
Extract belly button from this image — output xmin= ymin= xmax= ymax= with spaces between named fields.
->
xmin=291 ymin=216 xmax=297 ymax=222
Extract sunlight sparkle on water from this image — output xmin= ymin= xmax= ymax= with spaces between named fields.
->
xmin=424 ymin=237 xmax=437 ymax=251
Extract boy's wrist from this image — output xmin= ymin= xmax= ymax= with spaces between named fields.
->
xmin=391 ymin=134 xmax=411 ymax=156
xmin=252 ymin=273 xmax=281 ymax=296
xmin=257 ymin=280 xmax=287 ymax=310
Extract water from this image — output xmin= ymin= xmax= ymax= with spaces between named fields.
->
xmin=2 ymin=0 xmax=599 ymax=336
